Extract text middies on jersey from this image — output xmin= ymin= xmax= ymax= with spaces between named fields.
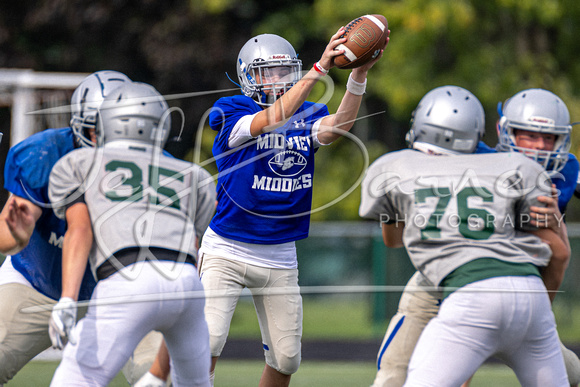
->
xmin=251 ymin=132 xmax=313 ymax=192
xmin=256 ymin=133 xmax=311 ymax=151
xmin=252 ymin=174 xmax=312 ymax=192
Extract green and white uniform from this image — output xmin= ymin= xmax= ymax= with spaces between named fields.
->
xmin=50 ymin=144 xmax=215 ymax=275
xmin=49 ymin=142 xmax=215 ymax=387
xmin=360 ymin=150 xmax=568 ymax=386
xmin=360 ymin=150 xmax=552 ymax=286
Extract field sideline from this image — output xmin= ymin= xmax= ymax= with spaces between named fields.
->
xmin=6 ymin=360 xmax=520 ymax=386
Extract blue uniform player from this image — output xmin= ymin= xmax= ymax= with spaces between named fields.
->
xmin=0 ymin=71 xmax=130 ymax=384
xmin=369 ymin=88 xmax=580 ymax=387
xmin=201 ymin=30 xmax=387 ymax=387
xmin=496 ymin=89 xmax=579 ymax=214
xmin=476 ymin=136 xmax=578 ymax=214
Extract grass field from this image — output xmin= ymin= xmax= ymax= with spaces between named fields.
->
xmin=3 ymin=297 xmax=571 ymax=386
xmin=6 ymin=360 xmax=521 ymax=386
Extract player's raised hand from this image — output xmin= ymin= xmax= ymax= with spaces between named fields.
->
xmin=49 ymin=297 xmax=77 ymax=349
xmin=318 ymin=27 xmax=347 ymax=71
xmin=354 ymin=29 xmax=390 ymax=74
xmin=5 ymin=196 xmax=38 ymax=249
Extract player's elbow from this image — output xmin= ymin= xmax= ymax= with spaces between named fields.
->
xmin=0 ymin=229 xmax=29 ymax=256
xmin=384 ymin=237 xmax=404 ymax=249
xmin=550 ymin=234 xmax=571 ymax=271
xmin=550 ymin=245 xmax=570 ymax=273
xmin=0 ymin=242 xmax=26 ymax=256
xmin=382 ymin=223 xmax=404 ymax=248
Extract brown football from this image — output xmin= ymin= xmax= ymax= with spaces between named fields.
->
xmin=334 ymin=14 xmax=388 ymax=69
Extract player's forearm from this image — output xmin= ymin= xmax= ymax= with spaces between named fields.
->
xmin=251 ymin=28 xmax=347 ymax=137
xmin=0 ymin=222 xmax=26 ymax=255
xmin=317 ymin=92 xmax=363 ymax=144
xmin=542 ymin=258 xmax=568 ymax=303
xmin=556 ymin=219 xmax=570 ymax=254
xmin=543 ymin=223 xmax=570 ymax=303
xmin=61 ymin=203 xmax=93 ymax=301
xmin=382 ymin=223 xmax=405 ymax=248
xmin=317 ymin=67 xmax=369 ymax=144
xmin=61 ymin=226 xmax=92 ymax=301
xmin=251 ymin=68 xmax=322 ymax=136
xmin=531 ymin=228 xmax=570 ymax=303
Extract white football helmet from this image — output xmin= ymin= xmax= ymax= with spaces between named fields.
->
xmin=98 ymin=82 xmax=170 ymax=147
xmin=236 ymin=34 xmax=302 ymax=106
xmin=497 ymin=88 xmax=571 ymax=172
xmin=406 ymin=86 xmax=485 ymax=155
xmin=70 ymin=70 xmax=131 ymax=147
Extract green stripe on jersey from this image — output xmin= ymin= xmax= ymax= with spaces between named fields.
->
xmin=441 ymin=258 xmax=541 ymax=299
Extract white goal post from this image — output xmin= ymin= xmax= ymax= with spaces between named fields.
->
xmin=0 ymin=69 xmax=89 ymax=146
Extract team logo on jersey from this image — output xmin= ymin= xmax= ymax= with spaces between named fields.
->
xmin=293 ymin=119 xmax=306 ymax=128
xmin=268 ymin=150 xmax=307 ymax=177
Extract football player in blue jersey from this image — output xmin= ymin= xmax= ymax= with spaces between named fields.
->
xmin=370 ymin=88 xmax=580 ymax=387
xmin=135 ymin=27 xmax=390 ymax=387
xmin=201 ymin=29 xmax=387 ymax=387
xmin=496 ymin=88 xmax=579 ymax=215
xmin=0 ymin=70 xmax=130 ymax=384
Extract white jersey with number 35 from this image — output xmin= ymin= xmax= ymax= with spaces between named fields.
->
xmin=49 ymin=142 xmax=216 ymax=276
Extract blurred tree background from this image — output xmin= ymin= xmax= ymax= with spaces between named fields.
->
xmin=1 ymin=0 xmax=580 ymax=220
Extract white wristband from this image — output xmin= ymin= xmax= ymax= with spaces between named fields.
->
xmin=346 ymin=73 xmax=367 ymax=95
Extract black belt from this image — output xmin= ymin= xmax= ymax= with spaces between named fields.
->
xmin=96 ymin=247 xmax=196 ymax=281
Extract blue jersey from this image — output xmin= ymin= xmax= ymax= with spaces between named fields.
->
xmin=553 ymin=153 xmax=579 ymax=212
xmin=476 ymin=141 xmax=578 ymax=213
xmin=475 ymin=141 xmax=496 ymax=154
xmin=208 ymin=95 xmax=329 ymax=244
xmin=4 ymin=128 xmax=96 ymax=300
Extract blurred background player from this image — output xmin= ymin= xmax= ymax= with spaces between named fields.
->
xmin=369 ymin=87 xmax=580 ymax=387
xmin=497 ymin=88 xmax=579 ymax=214
xmin=0 ymin=70 xmax=129 ymax=385
xmin=48 ymin=81 xmax=215 ymax=386
xmin=360 ymin=85 xmax=570 ymax=386
xmin=136 ymin=27 xmax=389 ymax=387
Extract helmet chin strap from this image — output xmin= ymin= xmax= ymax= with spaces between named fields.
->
xmin=265 ymin=92 xmax=277 ymax=105
xmin=254 ymin=89 xmax=275 ymax=107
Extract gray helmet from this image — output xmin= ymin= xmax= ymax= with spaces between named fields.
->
xmin=70 ymin=70 xmax=131 ymax=147
xmin=497 ymin=88 xmax=571 ymax=172
xmin=98 ymin=82 xmax=171 ymax=147
xmin=236 ymin=34 xmax=302 ymax=106
xmin=406 ymin=86 xmax=485 ymax=155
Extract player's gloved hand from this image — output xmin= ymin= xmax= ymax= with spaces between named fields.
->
xmin=49 ymin=297 xmax=77 ymax=349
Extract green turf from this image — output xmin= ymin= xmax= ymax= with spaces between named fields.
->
xmin=6 ymin=360 xmax=521 ymax=386
xmin=230 ymin=296 xmax=580 ymax=342
xmin=2 ymin=297 xmax=569 ymax=386
xmin=4 ymin=361 xmax=129 ymax=386
xmin=229 ymin=296 xmax=390 ymax=340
